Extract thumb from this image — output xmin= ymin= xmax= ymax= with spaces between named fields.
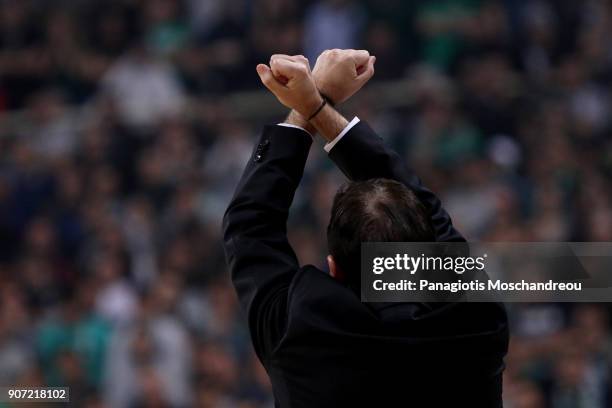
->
xmin=256 ymin=64 xmax=283 ymax=93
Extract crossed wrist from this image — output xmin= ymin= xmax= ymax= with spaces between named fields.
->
xmin=298 ymin=90 xmax=337 ymax=120
xmin=300 ymin=94 xmax=325 ymax=120
xmin=314 ymin=81 xmax=337 ymax=106
xmin=319 ymin=91 xmax=336 ymax=107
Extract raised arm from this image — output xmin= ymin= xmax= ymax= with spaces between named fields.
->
xmin=224 ymin=55 xmax=335 ymax=360
xmin=223 ymin=124 xmax=312 ymax=359
xmin=307 ymin=51 xmax=464 ymax=242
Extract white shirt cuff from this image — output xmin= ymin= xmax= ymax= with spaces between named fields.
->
xmin=277 ymin=123 xmax=313 ymax=138
xmin=324 ymin=117 xmax=360 ymax=153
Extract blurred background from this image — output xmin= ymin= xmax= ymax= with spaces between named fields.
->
xmin=0 ymin=0 xmax=611 ymax=407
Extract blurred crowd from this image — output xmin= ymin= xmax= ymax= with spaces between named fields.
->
xmin=0 ymin=0 xmax=612 ymax=407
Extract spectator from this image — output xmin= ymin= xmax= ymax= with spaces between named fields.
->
xmin=101 ymin=43 xmax=185 ymax=129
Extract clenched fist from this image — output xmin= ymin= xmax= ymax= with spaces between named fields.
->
xmin=312 ymin=49 xmax=376 ymax=105
xmin=256 ymin=55 xmax=323 ymax=119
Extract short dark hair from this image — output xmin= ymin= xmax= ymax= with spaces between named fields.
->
xmin=327 ymin=178 xmax=435 ymax=288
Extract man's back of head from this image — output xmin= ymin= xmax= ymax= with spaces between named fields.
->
xmin=326 ymin=178 xmax=436 ymax=288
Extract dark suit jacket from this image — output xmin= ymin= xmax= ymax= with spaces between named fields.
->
xmin=223 ymin=121 xmax=509 ymax=407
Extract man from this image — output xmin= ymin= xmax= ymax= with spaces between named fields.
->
xmin=223 ymin=50 xmax=509 ymax=407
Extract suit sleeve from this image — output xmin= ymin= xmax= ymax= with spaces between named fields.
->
xmin=328 ymin=120 xmax=465 ymax=242
xmin=222 ymin=125 xmax=312 ymax=360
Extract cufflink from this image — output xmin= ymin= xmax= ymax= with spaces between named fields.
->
xmin=254 ymin=139 xmax=270 ymax=162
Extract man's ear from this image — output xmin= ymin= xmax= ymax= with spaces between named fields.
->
xmin=327 ymin=255 xmax=345 ymax=281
